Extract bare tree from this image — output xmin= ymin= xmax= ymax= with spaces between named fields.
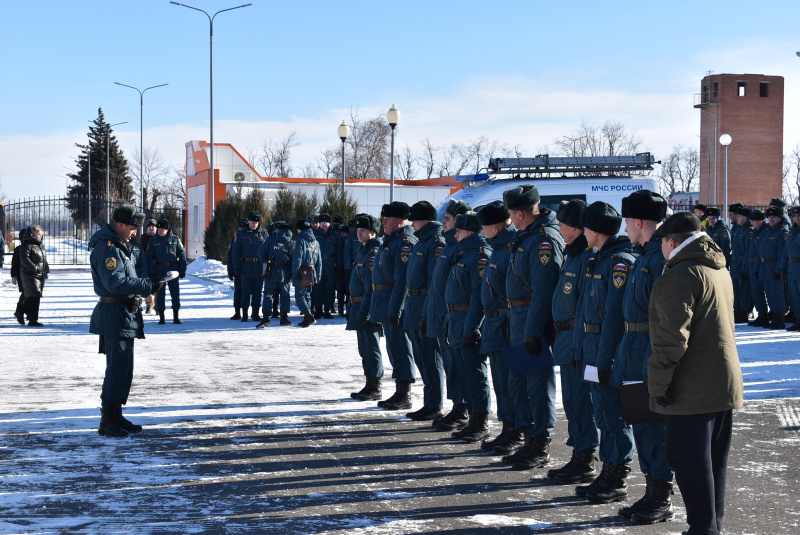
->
xmin=395 ymin=144 xmax=418 ymax=180
xmin=658 ymin=145 xmax=700 ymax=196
xmin=419 ymin=138 xmax=438 ymax=179
xmin=346 ymin=111 xmax=390 ymax=179
xmin=0 ymin=169 xmax=7 ymax=202
xmin=129 ymin=147 xmax=170 ymax=214
xmin=315 ymin=147 xmax=339 ymax=179
xmin=248 ymin=131 xmax=299 ymax=178
xmin=551 ymin=120 xmax=644 ymax=157
xmin=783 ymin=145 xmax=800 ymax=206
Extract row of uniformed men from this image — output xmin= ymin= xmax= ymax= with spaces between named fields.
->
xmin=345 ymin=187 xmax=679 ymax=525
xmin=722 ymin=201 xmax=800 ymax=331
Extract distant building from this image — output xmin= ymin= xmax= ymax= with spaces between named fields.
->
xmin=694 ymin=73 xmax=784 ymax=207
xmin=183 ymin=140 xmax=458 ymax=259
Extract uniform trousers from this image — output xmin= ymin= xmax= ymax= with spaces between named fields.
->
xmin=763 ymin=277 xmax=786 ymax=316
xmin=633 ymin=420 xmax=673 ymax=481
xmin=488 ymin=350 xmax=515 ymax=422
xmin=454 ymin=344 xmax=491 ymax=414
xmin=666 ymin=410 xmax=733 ymax=535
xmin=787 ymin=279 xmax=800 ymax=321
xmin=508 ymin=366 xmax=556 ymax=437
xmin=312 ymin=267 xmax=336 ymax=311
xmin=155 ymin=278 xmax=180 ymax=312
xmin=294 ymin=284 xmax=312 ymax=314
xmin=437 ymin=337 xmax=464 ymax=405
xmin=383 ymin=322 xmax=415 ymax=383
xmin=356 ymin=328 xmax=384 ymax=379
xmin=240 ymin=275 xmax=262 ymax=311
xmin=262 ymin=280 xmax=291 ymax=316
xmin=750 ymin=278 xmax=768 ymax=317
xmin=734 ymin=276 xmax=752 ymax=314
xmin=590 ymin=382 xmax=635 ymax=465
xmin=408 ymin=329 xmax=444 ymax=409
xmin=232 ymin=275 xmax=242 ymax=309
xmin=560 ymin=363 xmax=599 ymax=451
xmin=101 ymin=336 xmax=135 ymax=407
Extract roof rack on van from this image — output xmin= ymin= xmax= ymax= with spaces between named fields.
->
xmin=487 ymin=153 xmax=657 ymax=176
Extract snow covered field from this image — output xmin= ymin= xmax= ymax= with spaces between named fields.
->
xmin=1 ymin=260 xmax=798 ymax=534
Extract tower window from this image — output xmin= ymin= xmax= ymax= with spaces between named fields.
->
xmin=760 ymin=82 xmax=769 ymax=97
xmin=738 ymin=82 xmax=746 ymax=97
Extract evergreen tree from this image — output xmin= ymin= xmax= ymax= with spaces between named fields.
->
xmin=320 ymin=182 xmax=359 ymax=224
xmin=203 ymin=188 xmax=270 ymax=262
xmin=66 ymin=108 xmax=133 ymax=234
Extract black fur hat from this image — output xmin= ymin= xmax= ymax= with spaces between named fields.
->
xmin=736 ymin=207 xmax=752 ymax=218
xmin=788 ymin=206 xmax=800 ymax=217
xmin=728 ymin=203 xmax=743 ymax=213
xmin=238 ymin=218 xmax=248 ymax=228
xmin=296 ymin=219 xmax=311 ymax=230
xmin=408 ymin=200 xmax=438 ymax=221
xmin=381 ymin=201 xmax=410 ymax=219
xmin=770 ymin=198 xmax=787 ymax=210
xmin=556 ymin=199 xmax=587 ymax=229
xmin=276 ymin=221 xmax=292 ymax=231
xmin=319 ymin=213 xmax=332 ymax=223
xmin=749 ymin=209 xmax=766 ymax=221
xmin=705 ymin=207 xmax=721 ymax=217
xmin=156 ymin=219 xmax=171 ymax=230
xmin=765 ymin=206 xmax=783 ymax=218
xmin=654 ymin=212 xmax=703 ymax=239
xmin=146 ymin=218 xmax=157 ymax=227
xmin=445 ymin=199 xmax=471 ymax=217
xmin=503 ymin=184 xmax=540 ymax=210
xmin=247 ymin=211 xmax=261 ymax=222
xmin=580 ymin=201 xmax=622 ymax=236
xmin=621 ymin=190 xmax=667 ymax=222
xmin=454 ymin=211 xmax=482 ymax=233
xmin=477 ymin=201 xmax=509 ymax=226
xmin=111 ymin=205 xmax=145 ymax=227
xmin=693 ymin=203 xmax=707 ymax=212
xmin=332 ymin=215 xmax=345 ymax=224
xmin=355 ymin=214 xmax=381 ymax=234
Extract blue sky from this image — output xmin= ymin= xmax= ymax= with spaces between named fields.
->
xmin=2 ymin=0 xmax=800 ymax=199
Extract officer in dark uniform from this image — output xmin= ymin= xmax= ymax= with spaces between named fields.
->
xmin=731 ymin=206 xmax=753 ymax=323
xmin=571 ymin=201 xmax=639 ymax=504
xmin=332 ymin=214 xmax=349 ymax=315
xmin=145 ymin=219 xmax=187 ymax=325
xmin=292 ymin=219 xmax=322 ymax=327
xmin=502 ymin=185 xmax=564 ymax=470
xmin=89 ymin=205 xmax=165 ymax=437
xmin=783 ymin=206 xmax=800 ymax=331
xmin=547 ymin=199 xmax=600 ymax=485
xmin=746 ymin=210 xmax=770 ymax=326
xmin=313 ymin=213 xmax=339 ymax=319
xmin=705 ymin=207 xmax=731 ymax=267
xmin=445 ymin=211 xmax=493 ymax=443
xmin=227 ymin=218 xmax=248 ymax=320
xmin=429 ymin=199 xmax=471 ymax=432
xmin=404 ymin=201 xmax=446 ymax=421
xmin=348 ymin=214 xmax=385 ymax=400
xmin=615 ymin=191 xmax=674 ymax=524
xmin=758 ymin=206 xmax=789 ymax=329
xmin=233 ymin=211 xmax=268 ymax=322
xmin=140 ymin=219 xmax=157 ymax=314
xmin=371 ymin=201 xmax=418 ymax=410
xmin=476 ymin=201 xmax=521 ymax=454
xmin=693 ymin=203 xmax=708 ymax=230
xmin=256 ymin=221 xmax=295 ymax=327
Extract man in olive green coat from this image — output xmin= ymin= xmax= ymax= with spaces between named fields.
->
xmin=648 ymin=212 xmax=744 ymax=535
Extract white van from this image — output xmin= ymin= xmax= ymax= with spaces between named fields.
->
xmin=435 ymin=154 xmax=660 ymax=219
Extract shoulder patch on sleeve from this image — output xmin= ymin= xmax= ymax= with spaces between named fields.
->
xmin=104 ymin=257 xmax=118 ymax=271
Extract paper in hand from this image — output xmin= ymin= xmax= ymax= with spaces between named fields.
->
xmin=164 ymin=271 xmax=179 ymax=282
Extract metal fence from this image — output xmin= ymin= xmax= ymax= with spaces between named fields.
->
xmin=0 ymin=196 xmax=185 ymax=265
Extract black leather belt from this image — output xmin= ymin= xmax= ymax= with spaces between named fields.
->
xmin=624 ymin=321 xmax=649 ymax=333
xmin=761 ymin=257 xmax=777 ymax=262
xmin=372 ymin=283 xmax=394 ymax=291
xmin=584 ymin=323 xmax=602 ymax=334
xmin=553 ymin=319 xmax=576 ymax=333
xmin=99 ymin=296 xmax=142 ymax=312
xmin=323 ymin=255 xmax=333 ymax=259
xmin=507 ymin=297 xmax=531 ymax=308
xmin=153 ymin=261 xmax=176 ymax=266
xmin=484 ymin=308 xmax=508 ymax=318
xmin=446 ymin=303 xmax=470 ymax=312
xmin=789 ymin=257 xmax=800 ymax=262
xmin=241 ymin=257 xmax=259 ymax=262
xmin=407 ymin=288 xmax=428 ymax=296
xmin=351 ymin=295 xmax=363 ymax=303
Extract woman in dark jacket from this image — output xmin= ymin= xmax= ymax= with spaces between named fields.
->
xmin=10 ymin=228 xmax=28 ymax=324
xmin=19 ymin=224 xmax=50 ymax=326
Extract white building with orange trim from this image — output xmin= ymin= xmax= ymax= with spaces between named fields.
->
xmin=184 ymin=140 xmax=459 ymax=259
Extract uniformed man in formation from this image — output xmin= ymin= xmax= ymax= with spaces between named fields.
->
xmin=256 ymin=221 xmax=294 ymax=327
xmin=146 ymin=219 xmax=187 ymax=325
xmin=232 ymin=212 xmax=267 ymax=322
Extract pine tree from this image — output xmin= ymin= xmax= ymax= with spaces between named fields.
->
xmin=66 ymin=108 xmax=133 ymax=234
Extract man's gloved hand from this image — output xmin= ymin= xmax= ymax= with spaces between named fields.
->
xmin=228 ymin=274 xmax=234 ymax=281
xmin=597 ymin=368 xmax=611 ymax=385
xmin=179 ymin=271 xmax=186 ymax=279
xmin=524 ymin=336 xmax=541 ymax=356
xmin=774 ymin=271 xmax=782 ymax=281
xmin=151 ymin=278 xmax=165 ymax=295
xmin=463 ymin=334 xmax=481 ymax=348
xmin=655 ymin=386 xmax=674 ymax=407
xmin=420 ymin=318 xmax=427 ymax=335
xmin=388 ymin=316 xmax=402 ymax=327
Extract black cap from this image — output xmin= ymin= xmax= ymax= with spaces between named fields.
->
xmin=705 ymin=207 xmax=721 ymax=217
xmin=477 ymin=201 xmax=510 ymax=226
xmin=332 ymin=215 xmax=345 ymax=224
xmin=556 ymin=199 xmax=587 ymax=229
xmin=770 ymin=198 xmax=787 ymax=209
xmin=307 ymin=213 xmax=319 ymax=223
xmin=296 ymin=219 xmax=311 ymax=230
xmin=238 ymin=218 xmax=248 ymax=228
xmin=454 ymin=211 xmax=482 ymax=233
xmin=111 ymin=205 xmax=145 ymax=227
xmin=503 ymin=184 xmax=540 ymax=210
xmin=247 ymin=211 xmax=261 ymax=222
xmin=654 ymin=212 xmax=703 ymax=239
xmin=275 ymin=221 xmax=292 ymax=231
xmin=319 ymin=213 xmax=332 ymax=223
xmin=789 ymin=206 xmax=800 ymax=217
xmin=445 ymin=199 xmax=471 ymax=217
xmin=381 ymin=201 xmax=410 ymax=219
xmin=693 ymin=203 xmax=707 ymax=212
xmin=750 ymin=209 xmax=766 ymax=221
xmin=621 ymin=190 xmax=667 ymax=222
xmin=156 ymin=219 xmax=171 ymax=230
xmin=146 ymin=218 xmax=157 ymax=227
xmin=355 ymin=214 xmax=381 ymax=234
xmin=581 ymin=201 xmax=622 ymax=236
xmin=765 ymin=206 xmax=783 ymax=218
xmin=408 ymin=200 xmax=438 ymax=221
xmin=728 ymin=203 xmax=743 ymax=213
xmin=736 ymin=207 xmax=752 ymax=218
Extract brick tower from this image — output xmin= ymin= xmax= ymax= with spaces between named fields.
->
xmin=694 ymin=73 xmax=784 ymax=208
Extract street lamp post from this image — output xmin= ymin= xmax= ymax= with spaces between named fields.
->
xmin=386 ymin=104 xmax=400 ymax=203
xmin=170 ymin=1 xmax=252 ymax=222
xmin=114 ymin=82 xmax=168 ymax=217
xmin=338 ymin=120 xmax=350 ymax=194
xmin=106 ymin=121 xmax=128 ymax=223
xmin=719 ymin=134 xmax=732 ymax=225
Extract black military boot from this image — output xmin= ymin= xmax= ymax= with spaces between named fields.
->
xmin=406 ymin=406 xmax=444 ymax=421
xmin=357 ymin=378 xmax=382 ymax=401
xmin=173 ymin=310 xmax=181 ymax=324
xmin=230 ymin=308 xmax=241 ymax=320
xmin=631 ymin=478 xmax=675 ymax=524
xmin=750 ymin=314 xmax=769 ymax=327
xmin=241 ymin=308 xmax=249 ymax=322
xmin=433 ymin=403 xmax=469 ymax=431
xmin=272 ymin=304 xmax=279 ymax=318
xmin=482 ymin=420 xmax=513 ymax=452
xmin=554 ymin=448 xmax=597 ymax=484
xmin=116 ymin=406 xmax=143 ymax=433
xmin=381 ymin=381 xmax=412 ymax=410
xmin=769 ymin=317 xmax=786 ymax=329
xmin=251 ymin=306 xmax=261 ymax=322
xmin=98 ymin=406 xmax=128 ymax=438
xmin=619 ymin=472 xmax=654 ymax=517
xmin=460 ymin=413 xmax=490 ymax=443
xmin=158 ymin=311 xmax=166 ymax=325
xmin=548 ymin=448 xmax=578 ymax=479
xmin=256 ymin=318 xmax=271 ymax=328
xmin=313 ymin=306 xmax=322 ymax=319
xmin=298 ymin=312 xmax=316 ymax=327
xmin=511 ymin=435 xmax=551 ymax=470
xmin=501 ymin=429 xmax=533 ymax=464
xmin=451 ymin=411 xmax=476 ymax=439
xmin=280 ymin=314 xmax=292 ymax=326
xmin=492 ymin=424 xmax=526 ymax=455
xmin=351 ymin=378 xmax=370 ymax=399
xmin=322 ymin=308 xmax=334 ymax=319
xmin=586 ymin=462 xmax=632 ymax=503
xmin=576 ymin=460 xmax=612 ymax=497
